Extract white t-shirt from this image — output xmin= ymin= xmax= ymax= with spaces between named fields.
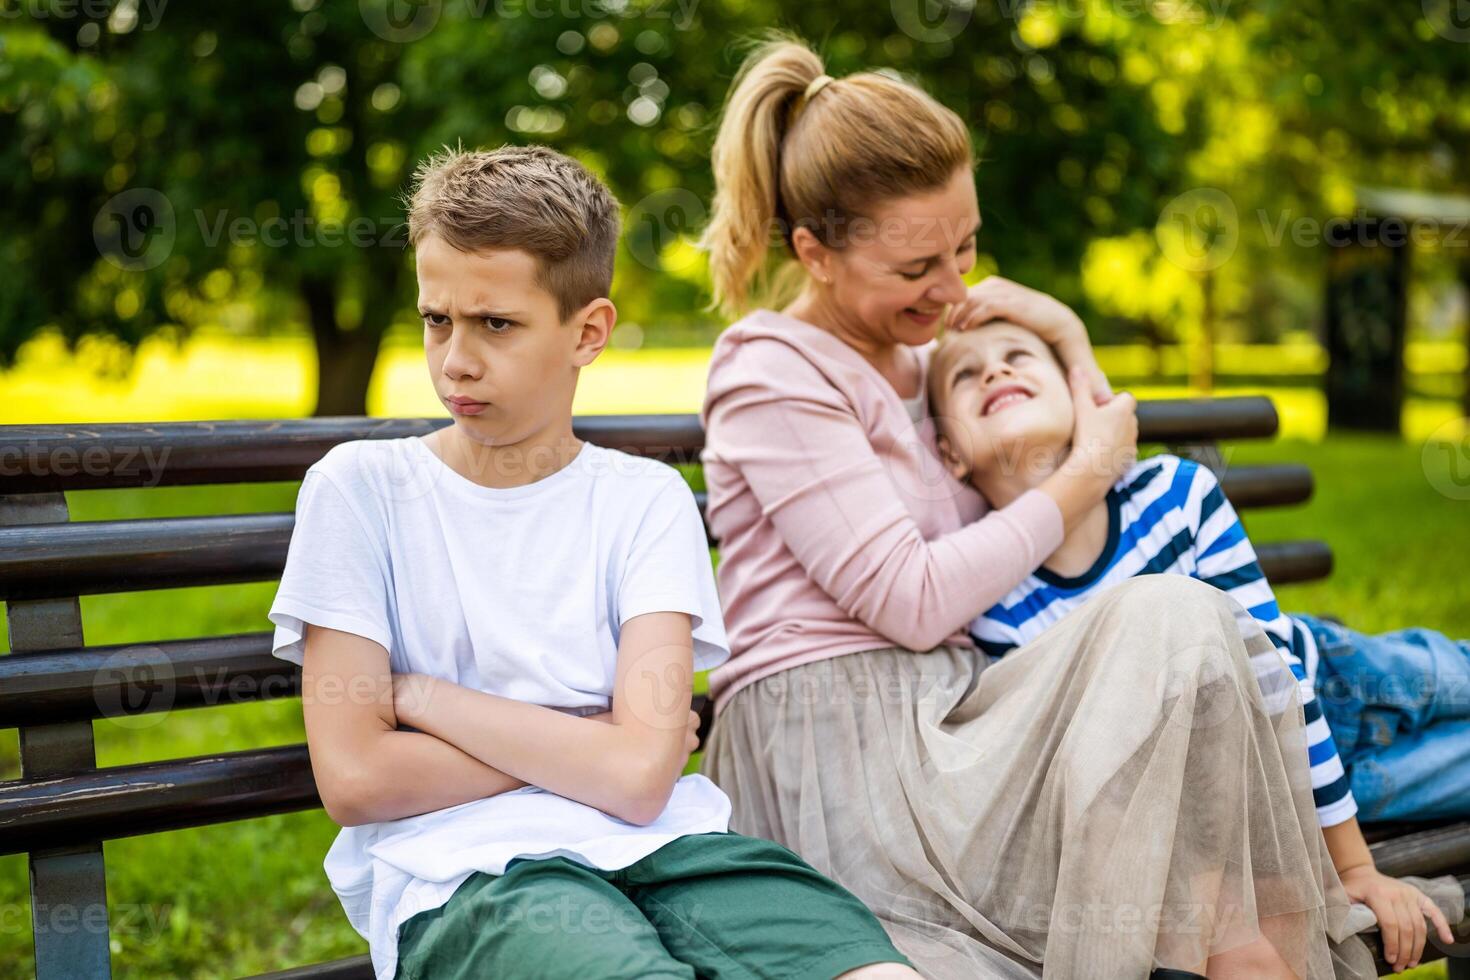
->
xmin=900 ymin=343 xmax=929 ymax=423
xmin=268 ymin=436 xmax=732 ymax=980
xmin=900 ymin=391 xmax=926 ymax=424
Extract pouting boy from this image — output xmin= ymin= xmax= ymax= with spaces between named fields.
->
xmin=269 ymin=145 xmax=918 ymax=980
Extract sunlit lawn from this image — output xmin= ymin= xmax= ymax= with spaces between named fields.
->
xmin=0 ymin=334 xmax=1467 ymax=978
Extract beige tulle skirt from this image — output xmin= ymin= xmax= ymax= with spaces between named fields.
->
xmin=704 ymin=575 xmax=1390 ymax=978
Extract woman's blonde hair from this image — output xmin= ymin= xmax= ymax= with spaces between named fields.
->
xmin=700 ymin=32 xmax=974 ymax=317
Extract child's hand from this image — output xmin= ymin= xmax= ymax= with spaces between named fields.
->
xmin=682 ymin=708 xmax=701 ymax=763
xmin=587 ymin=707 xmax=702 ymax=766
xmin=1339 ymin=864 xmax=1455 ymax=971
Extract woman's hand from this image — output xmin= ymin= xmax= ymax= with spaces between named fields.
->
xmin=1066 ymin=366 xmax=1137 ymax=483
xmin=947 ymin=276 xmax=1112 ymax=403
xmin=1338 ymin=864 xmax=1455 ymax=971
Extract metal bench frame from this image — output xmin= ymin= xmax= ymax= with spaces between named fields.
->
xmin=2 ymin=398 xmax=1467 ymax=978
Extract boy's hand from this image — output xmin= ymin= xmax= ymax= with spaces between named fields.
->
xmin=590 ymin=706 xmax=703 ymax=767
xmin=681 ymin=707 xmax=701 ymax=764
xmin=1339 ymin=864 xmax=1455 ymax=971
xmin=946 ymin=277 xmax=1112 ymax=403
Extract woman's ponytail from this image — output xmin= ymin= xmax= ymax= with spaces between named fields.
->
xmin=700 ymin=33 xmax=824 ymax=317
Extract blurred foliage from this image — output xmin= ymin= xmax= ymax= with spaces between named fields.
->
xmin=0 ymin=0 xmax=1466 ymax=413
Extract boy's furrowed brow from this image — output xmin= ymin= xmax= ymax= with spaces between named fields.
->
xmin=466 ymin=308 xmax=529 ymax=319
xmin=415 ymin=304 xmax=530 ymax=319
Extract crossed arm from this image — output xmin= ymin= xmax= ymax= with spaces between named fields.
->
xmin=300 ymin=610 xmax=699 ymax=828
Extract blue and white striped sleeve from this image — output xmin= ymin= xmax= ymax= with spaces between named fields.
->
xmin=1185 ymin=460 xmax=1358 ymax=828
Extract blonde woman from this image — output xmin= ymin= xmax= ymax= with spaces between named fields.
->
xmin=697 ymin=34 xmax=1381 ymax=979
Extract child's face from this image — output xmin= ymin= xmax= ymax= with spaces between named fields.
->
xmin=415 ymin=233 xmax=610 ymax=446
xmin=930 ymin=322 xmax=1075 ymax=483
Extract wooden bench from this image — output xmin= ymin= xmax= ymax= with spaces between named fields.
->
xmin=1 ymin=397 xmax=1466 ymax=979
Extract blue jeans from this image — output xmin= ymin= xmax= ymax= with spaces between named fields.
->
xmin=1297 ymin=614 xmax=1470 ymax=822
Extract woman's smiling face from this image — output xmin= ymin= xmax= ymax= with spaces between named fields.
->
xmin=799 ymin=166 xmax=981 ymax=349
xmin=929 ymin=321 xmax=1075 ymax=483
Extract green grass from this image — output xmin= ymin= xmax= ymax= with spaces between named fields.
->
xmin=2 ymin=434 xmax=1468 ymax=977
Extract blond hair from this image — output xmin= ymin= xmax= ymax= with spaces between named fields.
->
xmin=700 ymin=32 xmax=974 ymax=317
xmin=406 ymin=144 xmax=621 ymax=320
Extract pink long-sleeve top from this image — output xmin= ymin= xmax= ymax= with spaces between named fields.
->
xmin=700 ymin=308 xmax=1066 ymax=711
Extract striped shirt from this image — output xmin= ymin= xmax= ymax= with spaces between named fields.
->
xmin=969 ymin=454 xmax=1357 ymax=828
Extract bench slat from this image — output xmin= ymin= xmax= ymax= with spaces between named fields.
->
xmin=1218 ymin=463 xmax=1313 ymax=509
xmin=0 ymin=632 xmax=292 ymax=728
xmin=0 ymin=744 xmax=319 ymax=855
xmin=0 ymin=513 xmax=292 ymax=600
xmin=0 ymin=690 xmax=702 ymax=846
xmin=0 ymin=414 xmax=704 ymax=493
xmin=0 ymin=398 xmax=1279 ymax=492
xmin=1256 ymin=540 xmax=1333 ymax=584
xmin=248 ymin=956 xmax=374 ymax=980
xmin=0 ymin=465 xmax=1318 ymax=602
xmin=1371 ymin=821 xmax=1470 ymax=879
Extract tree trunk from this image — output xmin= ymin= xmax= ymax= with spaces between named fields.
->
xmin=1460 ymin=258 xmax=1470 ymax=420
xmin=303 ymin=276 xmax=384 ymax=417
xmin=1193 ymin=269 xmax=1216 ymax=394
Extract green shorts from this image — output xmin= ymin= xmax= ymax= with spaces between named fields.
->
xmin=394 ymin=831 xmax=910 ymax=979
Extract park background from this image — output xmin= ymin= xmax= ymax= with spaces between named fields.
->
xmin=2 ymin=0 xmax=1469 ymax=976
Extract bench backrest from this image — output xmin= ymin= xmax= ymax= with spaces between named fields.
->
xmin=0 ymin=398 xmax=1329 ymax=980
